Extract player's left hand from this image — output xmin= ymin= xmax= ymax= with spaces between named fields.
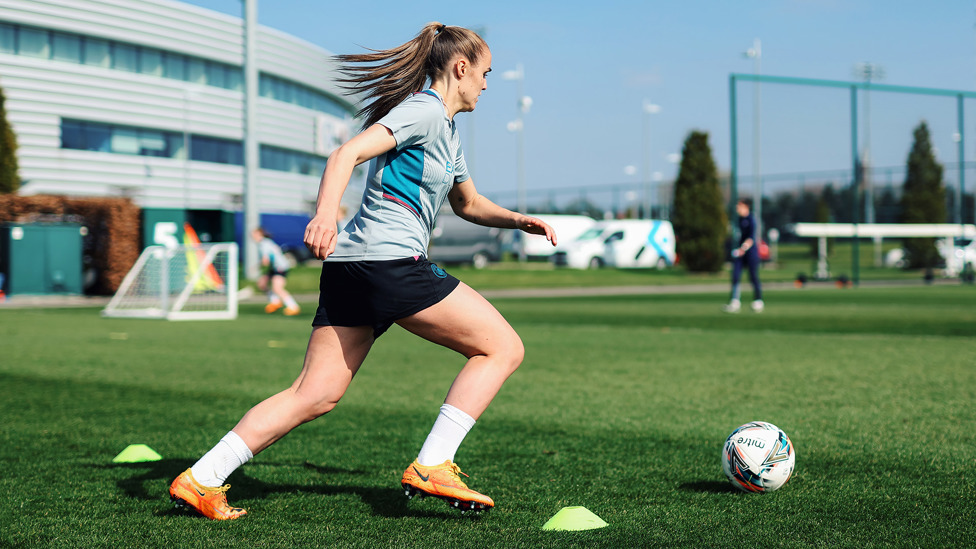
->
xmin=516 ymin=215 xmax=557 ymax=247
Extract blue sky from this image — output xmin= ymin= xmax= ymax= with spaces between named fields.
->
xmin=184 ymin=0 xmax=975 ymax=208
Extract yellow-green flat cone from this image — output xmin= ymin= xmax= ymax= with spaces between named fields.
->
xmin=112 ymin=444 xmax=162 ymax=463
xmin=542 ymin=506 xmax=608 ymax=531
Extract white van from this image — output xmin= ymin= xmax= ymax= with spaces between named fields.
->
xmin=513 ymin=214 xmax=596 ymax=259
xmin=552 ymin=219 xmax=676 ymax=269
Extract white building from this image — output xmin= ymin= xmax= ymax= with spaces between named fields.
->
xmin=0 ymin=0 xmax=361 ymax=253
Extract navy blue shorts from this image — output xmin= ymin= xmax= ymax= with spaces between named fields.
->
xmin=265 ymin=267 xmax=288 ymax=278
xmin=312 ymin=256 xmax=461 ymax=338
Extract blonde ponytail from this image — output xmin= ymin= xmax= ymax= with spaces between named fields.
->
xmin=336 ymin=23 xmax=488 ymax=128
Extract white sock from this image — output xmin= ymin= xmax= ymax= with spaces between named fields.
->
xmin=190 ymin=431 xmax=254 ymax=487
xmin=417 ymin=404 xmax=476 ymax=466
xmin=283 ymin=296 xmax=298 ymax=309
xmin=268 ymin=293 xmax=281 ymax=304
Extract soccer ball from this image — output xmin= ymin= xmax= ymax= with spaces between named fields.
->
xmin=721 ymin=421 xmax=795 ymax=493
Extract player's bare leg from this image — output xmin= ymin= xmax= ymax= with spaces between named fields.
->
xmin=396 ymin=282 xmax=524 ymax=510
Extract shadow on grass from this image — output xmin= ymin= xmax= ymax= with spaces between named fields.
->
xmin=679 ymin=480 xmax=737 ymax=493
xmin=105 ymin=459 xmax=481 ymax=520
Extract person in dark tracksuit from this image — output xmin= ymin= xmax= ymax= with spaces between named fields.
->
xmin=724 ymin=199 xmax=764 ymax=313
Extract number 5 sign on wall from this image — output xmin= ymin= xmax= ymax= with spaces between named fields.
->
xmin=153 ymin=222 xmax=180 ymax=248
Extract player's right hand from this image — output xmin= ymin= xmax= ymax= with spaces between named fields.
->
xmin=304 ymin=215 xmax=338 ymax=260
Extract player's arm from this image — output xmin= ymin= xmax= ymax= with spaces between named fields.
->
xmin=448 ymin=179 xmax=557 ymax=247
xmin=304 ymin=124 xmax=397 ymax=259
xmin=733 ymin=237 xmax=754 ymax=258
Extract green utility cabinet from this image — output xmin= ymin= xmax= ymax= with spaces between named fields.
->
xmin=0 ymin=223 xmax=84 ymax=295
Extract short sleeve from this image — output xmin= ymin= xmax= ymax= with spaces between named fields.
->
xmin=453 ymin=146 xmax=469 ymax=184
xmin=377 ymin=94 xmax=442 ymax=150
xmin=257 ymin=239 xmax=271 ymax=260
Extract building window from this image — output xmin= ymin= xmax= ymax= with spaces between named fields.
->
xmin=167 ymin=134 xmax=186 ymax=159
xmin=225 ymin=67 xmax=242 ymax=92
xmin=0 ymin=23 xmax=14 ymax=54
xmin=162 ymin=51 xmax=185 ymax=80
xmin=60 ymin=119 xmax=88 ymax=150
xmin=18 ymin=27 xmax=50 ymax=59
xmin=206 ymin=61 xmax=226 ymax=89
xmin=260 ymin=144 xmax=327 ymax=175
xmin=83 ymin=37 xmax=110 ymax=68
xmin=136 ymin=130 xmax=169 ymax=156
xmin=2 ymin=21 xmax=353 ymax=111
xmin=1 ymin=21 xmax=246 ymax=93
xmin=190 ymin=135 xmax=243 ymax=165
xmin=140 ymin=48 xmax=162 ymax=76
xmin=111 ymin=43 xmax=138 ymax=72
xmin=61 ymin=118 xmax=241 ymax=165
xmin=186 ymin=57 xmax=206 ymax=85
xmin=259 ymin=73 xmax=352 ymax=118
xmin=110 ymin=127 xmax=141 ymax=154
xmin=52 ymin=31 xmax=82 ymax=63
xmin=61 ymin=120 xmax=111 ymax=152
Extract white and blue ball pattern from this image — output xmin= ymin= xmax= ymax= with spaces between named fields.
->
xmin=722 ymin=421 xmax=795 ymax=493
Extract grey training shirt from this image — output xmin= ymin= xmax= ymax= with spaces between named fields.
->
xmin=328 ymin=89 xmax=469 ymax=261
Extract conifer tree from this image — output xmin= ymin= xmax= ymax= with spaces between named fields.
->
xmin=0 ymin=84 xmax=19 ymax=194
xmin=672 ymin=131 xmax=727 ymax=272
xmin=900 ymin=121 xmax=945 ymax=268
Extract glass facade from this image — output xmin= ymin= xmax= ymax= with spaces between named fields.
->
xmin=17 ymin=26 xmax=50 ymax=58
xmin=260 ymin=144 xmax=328 ymax=175
xmin=189 ymin=135 xmax=242 ymax=166
xmin=10 ymin=16 xmax=352 ymax=176
xmin=51 ymin=31 xmax=80 ymax=63
xmin=82 ymin=37 xmax=110 ymax=68
xmin=0 ymin=21 xmax=242 ymax=92
xmin=61 ymin=119 xmax=186 ymax=159
xmin=0 ymin=20 xmax=351 ymax=117
xmin=61 ymin=118 xmax=326 ymax=173
xmin=260 ymin=73 xmax=349 ymax=119
xmin=0 ymin=23 xmax=13 ymax=53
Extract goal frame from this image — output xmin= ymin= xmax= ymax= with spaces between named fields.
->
xmin=730 ymin=73 xmax=976 ymax=284
xmin=102 ymin=243 xmax=238 ymax=321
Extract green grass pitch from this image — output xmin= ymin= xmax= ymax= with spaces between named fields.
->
xmin=1 ymin=284 xmax=974 ymax=547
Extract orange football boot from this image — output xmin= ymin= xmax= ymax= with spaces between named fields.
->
xmin=283 ymin=305 xmax=301 ymax=316
xmin=169 ymin=469 xmax=247 ymax=520
xmin=264 ymin=302 xmax=283 ymax=314
xmin=401 ymin=460 xmax=494 ymax=511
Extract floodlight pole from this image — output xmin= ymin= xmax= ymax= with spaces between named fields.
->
xmin=642 ymin=100 xmax=661 ymax=219
xmin=728 ymin=75 xmax=739 ymax=230
xmin=854 ymin=62 xmax=885 ymax=267
xmin=957 ymin=94 xmax=966 ymax=227
xmin=242 ymin=0 xmax=260 ymax=280
xmin=744 ymin=39 xmax=762 ymax=241
xmin=850 ymin=85 xmax=860 ymax=287
xmin=853 ymin=62 xmax=884 ymax=225
xmin=503 ymin=64 xmax=527 ymax=261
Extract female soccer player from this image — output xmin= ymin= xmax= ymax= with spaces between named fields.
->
xmin=169 ymin=22 xmax=556 ymax=519
xmin=250 ymin=227 xmax=301 ymax=316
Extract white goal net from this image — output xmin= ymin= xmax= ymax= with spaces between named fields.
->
xmin=102 ymin=243 xmax=238 ymax=320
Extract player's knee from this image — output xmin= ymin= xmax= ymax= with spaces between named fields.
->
xmin=294 ymin=391 xmax=342 ymax=421
xmin=497 ymin=332 xmax=524 ymax=374
xmin=303 ymin=400 xmax=338 ymax=421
